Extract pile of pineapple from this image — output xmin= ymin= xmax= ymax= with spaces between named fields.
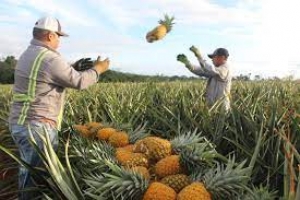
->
xmin=73 ymin=122 xmax=250 ymax=200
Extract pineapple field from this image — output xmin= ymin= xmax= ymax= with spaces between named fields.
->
xmin=1 ymin=80 xmax=300 ymax=200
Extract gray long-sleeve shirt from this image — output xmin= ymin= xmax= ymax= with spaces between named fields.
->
xmin=9 ymin=39 xmax=99 ymax=129
xmin=190 ymin=57 xmax=232 ymax=110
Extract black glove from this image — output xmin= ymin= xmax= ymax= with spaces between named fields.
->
xmin=72 ymin=58 xmax=94 ymax=71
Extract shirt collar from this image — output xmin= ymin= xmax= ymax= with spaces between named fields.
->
xmin=30 ymin=39 xmax=60 ymax=55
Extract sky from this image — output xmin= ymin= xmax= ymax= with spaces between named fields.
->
xmin=0 ymin=0 xmax=299 ymax=78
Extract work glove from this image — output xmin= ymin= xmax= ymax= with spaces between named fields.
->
xmin=177 ymin=54 xmax=194 ymax=71
xmin=72 ymin=58 xmax=94 ymax=71
xmin=189 ymin=45 xmax=202 ymax=59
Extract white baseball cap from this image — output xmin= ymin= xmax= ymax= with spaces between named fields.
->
xmin=34 ymin=16 xmax=69 ymax=37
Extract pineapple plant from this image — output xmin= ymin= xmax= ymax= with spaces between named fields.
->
xmin=155 ymin=155 xmax=182 ymax=178
xmin=143 ymin=182 xmax=177 ymax=200
xmin=161 ymin=174 xmax=191 ymax=193
xmin=146 ymin=14 xmax=175 ymax=43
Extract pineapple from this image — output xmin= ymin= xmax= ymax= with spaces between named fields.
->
xmin=108 ymin=131 xmax=129 ymax=148
xmin=73 ymin=124 xmax=92 ymax=138
xmin=124 ymin=153 xmax=149 ymax=168
xmin=115 ymin=148 xmax=133 ymax=164
xmin=161 ymin=174 xmax=191 ymax=193
xmin=177 ymin=182 xmax=211 ymax=200
xmin=178 ymin=159 xmax=250 ymax=200
xmin=133 ymin=137 xmax=172 ymax=162
xmin=130 ymin=166 xmax=151 ymax=180
xmin=146 ymin=14 xmax=175 ymax=43
xmin=86 ymin=122 xmax=103 ymax=134
xmin=143 ymin=182 xmax=177 ymax=200
xmin=155 ymin=155 xmax=182 ymax=178
xmin=96 ymin=127 xmax=117 ymax=141
xmin=118 ymin=144 xmax=134 ymax=152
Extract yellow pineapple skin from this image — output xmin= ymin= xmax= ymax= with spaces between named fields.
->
xmin=155 ymin=155 xmax=182 ymax=178
xmin=115 ymin=149 xmax=133 ymax=164
xmin=109 ymin=131 xmax=129 ymax=148
xmin=117 ymin=144 xmax=134 ymax=152
xmin=129 ymin=166 xmax=151 ymax=180
xmin=96 ymin=128 xmax=117 ymax=141
xmin=146 ymin=25 xmax=167 ymax=43
xmin=124 ymin=153 xmax=149 ymax=168
xmin=134 ymin=137 xmax=172 ymax=162
xmin=73 ymin=125 xmax=93 ymax=138
xmin=161 ymin=174 xmax=191 ymax=193
xmin=177 ymin=182 xmax=211 ymax=200
xmin=143 ymin=182 xmax=177 ymax=200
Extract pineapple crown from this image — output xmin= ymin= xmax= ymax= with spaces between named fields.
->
xmin=158 ymin=14 xmax=175 ymax=33
xmin=201 ymin=158 xmax=251 ymax=200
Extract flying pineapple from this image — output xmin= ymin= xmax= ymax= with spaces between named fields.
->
xmin=146 ymin=14 xmax=175 ymax=43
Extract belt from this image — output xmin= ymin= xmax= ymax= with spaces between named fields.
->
xmin=37 ymin=118 xmax=57 ymax=128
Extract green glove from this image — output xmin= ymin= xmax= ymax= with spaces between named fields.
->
xmin=189 ymin=45 xmax=202 ymax=59
xmin=72 ymin=58 xmax=94 ymax=71
xmin=177 ymin=54 xmax=193 ymax=71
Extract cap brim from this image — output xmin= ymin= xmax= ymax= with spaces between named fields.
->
xmin=208 ymin=54 xmax=214 ymax=59
xmin=57 ymin=31 xmax=69 ymax=37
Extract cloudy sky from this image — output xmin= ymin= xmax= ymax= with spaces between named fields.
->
xmin=0 ymin=0 xmax=299 ymax=78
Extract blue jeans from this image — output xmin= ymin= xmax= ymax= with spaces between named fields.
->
xmin=9 ymin=121 xmax=58 ymax=200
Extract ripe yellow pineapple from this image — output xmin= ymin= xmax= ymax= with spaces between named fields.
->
xmin=109 ymin=131 xmax=129 ymax=148
xmin=143 ymin=182 xmax=177 ymax=200
xmin=161 ymin=174 xmax=191 ymax=193
xmin=155 ymin=155 xmax=182 ymax=178
xmin=85 ymin=122 xmax=103 ymax=134
xmin=115 ymin=148 xmax=133 ymax=164
xmin=118 ymin=144 xmax=134 ymax=152
xmin=130 ymin=166 xmax=151 ymax=180
xmin=133 ymin=137 xmax=172 ymax=162
xmin=146 ymin=14 xmax=175 ymax=43
xmin=73 ymin=125 xmax=92 ymax=138
xmin=124 ymin=153 xmax=149 ymax=168
xmin=177 ymin=182 xmax=211 ymax=200
xmin=97 ymin=127 xmax=117 ymax=141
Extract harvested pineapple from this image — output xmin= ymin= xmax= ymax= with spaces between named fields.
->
xmin=130 ymin=166 xmax=151 ymax=180
xmin=109 ymin=131 xmax=129 ymax=147
xmin=124 ymin=153 xmax=149 ymax=168
xmin=73 ymin=124 xmax=92 ymax=138
xmin=177 ymin=182 xmax=211 ymax=200
xmin=146 ymin=14 xmax=175 ymax=43
xmin=161 ymin=174 xmax=191 ymax=193
xmin=155 ymin=155 xmax=182 ymax=178
xmin=96 ymin=127 xmax=117 ymax=141
xmin=115 ymin=148 xmax=133 ymax=164
xmin=143 ymin=182 xmax=177 ymax=200
xmin=85 ymin=122 xmax=103 ymax=134
xmin=133 ymin=137 xmax=172 ymax=162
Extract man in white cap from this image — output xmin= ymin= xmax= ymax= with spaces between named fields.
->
xmin=9 ymin=16 xmax=110 ymax=199
xmin=177 ymin=46 xmax=232 ymax=111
